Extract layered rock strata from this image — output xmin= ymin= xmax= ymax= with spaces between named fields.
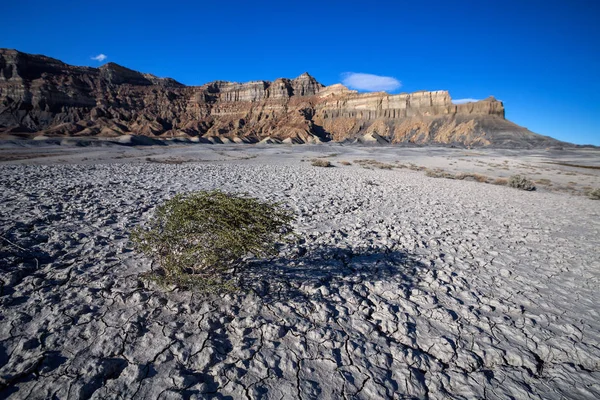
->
xmin=0 ymin=49 xmax=567 ymax=147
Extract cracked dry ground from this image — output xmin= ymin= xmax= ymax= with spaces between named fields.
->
xmin=0 ymin=163 xmax=599 ymax=399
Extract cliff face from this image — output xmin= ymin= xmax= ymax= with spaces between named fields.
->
xmin=313 ymin=89 xmax=510 ymax=146
xmin=0 ymin=49 xmax=567 ymax=148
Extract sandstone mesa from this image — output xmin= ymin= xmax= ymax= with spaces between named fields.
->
xmin=0 ymin=49 xmax=567 ymax=148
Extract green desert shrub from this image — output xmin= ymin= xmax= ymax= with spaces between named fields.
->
xmin=589 ymin=188 xmax=600 ymax=200
xmin=508 ymin=175 xmax=536 ymax=191
xmin=131 ymin=190 xmax=295 ymax=291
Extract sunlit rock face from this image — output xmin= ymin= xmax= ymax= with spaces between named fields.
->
xmin=0 ymin=48 xmax=567 ymax=148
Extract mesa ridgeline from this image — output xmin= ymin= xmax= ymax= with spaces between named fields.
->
xmin=0 ymin=48 xmax=569 ymax=148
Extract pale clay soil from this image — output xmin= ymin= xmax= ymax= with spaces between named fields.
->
xmin=1 ymin=143 xmax=599 ymax=399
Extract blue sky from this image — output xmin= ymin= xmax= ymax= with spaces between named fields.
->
xmin=2 ymin=0 xmax=599 ymax=145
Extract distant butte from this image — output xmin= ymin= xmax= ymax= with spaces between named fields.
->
xmin=0 ymin=48 xmax=570 ymax=148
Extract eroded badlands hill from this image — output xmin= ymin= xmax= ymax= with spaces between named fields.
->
xmin=0 ymin=49 xmax=568 ymax=148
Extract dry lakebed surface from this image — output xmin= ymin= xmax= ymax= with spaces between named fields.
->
xmin=0 ymin=140 xmax=599 ymax=399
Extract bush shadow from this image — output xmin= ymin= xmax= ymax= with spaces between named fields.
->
xmin=238 ymin=245 xmax=429 ymax=304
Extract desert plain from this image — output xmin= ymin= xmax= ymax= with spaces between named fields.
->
xmin=1 ymin=140 xmax=599 ymax=399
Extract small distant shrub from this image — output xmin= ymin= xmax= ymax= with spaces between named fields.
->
xmin=425 ymin=168 xmax=454 ymax=179
xmin=536 ymin=178 xmax=552 ymax=186
xmin=589 ymin=188 xmax=600 ymax=200
xmin=131 ymin=190 xmax=295 ymax=291
xmin=146 ymin=157 xmax=185 ymax=165
xmin=375 ymin=163 xmax=394 ymax=170
xmin=355 ymin=159 xmax=395 ymax=170
xmin=475 ymin=174 xmax=489 ymax=183
xmin=508 ymin=175 xmax=536 ymax=191
xmin=407 ymin=163 xmax=425 ymax=171
xmin=492 ymin=178 xmax=508 ymax=186
xmin=340 ymin=161 xmax=352 ymax=166
xmin=311 ymin=159 xmax=333 ymax=167
xmin=426 ymin=169 xmax=490 ymax=182
xmin=425 ymin=169 xmax=440 ymax=178
xmin=454 ymin=173 xmax=488 ymax=182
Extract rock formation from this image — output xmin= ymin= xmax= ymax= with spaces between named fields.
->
xmin=0 ymin=49 xmax=568 ymax=147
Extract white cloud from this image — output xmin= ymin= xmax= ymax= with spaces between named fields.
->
xmin=341 ymin=72 xmax=401 ymax=92
xmin=91 ymin=54 xmax=107 ymax=62
xmin=452 ymin=98 xmax=479 ymax=104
